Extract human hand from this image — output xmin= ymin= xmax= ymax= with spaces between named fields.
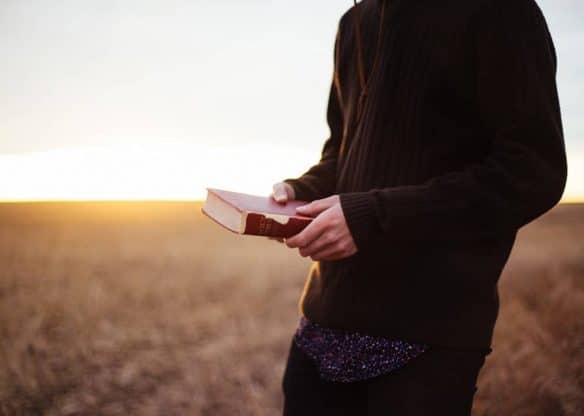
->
xmin=268 ymin=182 xmax=296 ymax=243
xmin=285 ymin=195 xmax=357 ymax=261
xmin=271 ymin=182 xmax=295 ymax=204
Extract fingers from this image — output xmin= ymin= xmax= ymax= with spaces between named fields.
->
xmin=307 ymin=243 xmax=343 ymax=261
xmin=298 ymin=231 xmax=338 ymax=257
xmin=280 ymin=197 xmax=357 ymax=261
xmin=309 ymin=235 xmax=356 ymax=260
xmin=285 ymin=216 xmax=327 ymax=249
xmin=271 ymin=183 xmax=288 ymax=203
xmin=271 ymin=182 xmax=295 ymax=204
xmin=296 ymin=195 xmax=338 ymax=217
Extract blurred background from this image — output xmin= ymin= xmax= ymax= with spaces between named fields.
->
xmin=0 ymin=0 xmax=582 ymax=415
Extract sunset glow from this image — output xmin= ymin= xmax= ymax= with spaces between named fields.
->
xmin=0 ymin=141 xmax=316 ymax=201
xmin=0 ymin=142 xmax=582 ymax=202
xmin=0 ymin=0 xmax=582 ymax=203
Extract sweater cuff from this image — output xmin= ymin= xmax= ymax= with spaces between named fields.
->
xmin=339 ymin=192 xmax=378 ymax=251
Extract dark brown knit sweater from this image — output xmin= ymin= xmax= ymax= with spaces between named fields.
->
xmin=283 ymin=0 xmax=567 ymax=348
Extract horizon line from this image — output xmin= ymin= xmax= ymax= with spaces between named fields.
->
xmin=0 ymin=198 xmax=583 ymax=204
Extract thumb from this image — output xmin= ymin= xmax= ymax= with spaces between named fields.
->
xmin=272 ymin=184 xmax=289 ymax=203
xmin=296 ymin=198 xmax=331 ymax=216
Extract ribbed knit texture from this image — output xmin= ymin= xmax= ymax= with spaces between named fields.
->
xmin=283 ymin=0 xmax=567 ymax=348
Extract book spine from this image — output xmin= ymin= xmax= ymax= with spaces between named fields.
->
xmin=244 ymin=213 xmax=311 ymax=238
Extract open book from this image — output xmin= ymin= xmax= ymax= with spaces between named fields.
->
xmin=201 ymin=188 xmax=314 ymax=238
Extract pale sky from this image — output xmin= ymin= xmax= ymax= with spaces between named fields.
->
xmin=0 ymin=0 xmax=582 ymax=201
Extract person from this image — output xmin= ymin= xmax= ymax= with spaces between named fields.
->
xmin=270 ymin=0 xmax=568 ymax=414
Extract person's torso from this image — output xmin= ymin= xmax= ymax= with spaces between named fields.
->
xmin=335 ymin=0 xmax=491 ymax=195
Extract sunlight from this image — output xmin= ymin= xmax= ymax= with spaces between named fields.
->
xmin=0 ymin=141 xmax=582 ymax=202
xmin=0 ymin=141 xmax=315 ymax=201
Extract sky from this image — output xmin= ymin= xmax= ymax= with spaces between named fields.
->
xmin=0 ymin=0 xmax=582 ymax=201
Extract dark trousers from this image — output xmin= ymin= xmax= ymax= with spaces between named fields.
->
xmin=282 ymin=336 xmax=490 ymax=416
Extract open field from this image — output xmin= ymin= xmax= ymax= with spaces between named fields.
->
xmin=0 ymin=202 xmax=583 ymax=415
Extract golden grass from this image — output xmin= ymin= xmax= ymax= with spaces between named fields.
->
xmin=0 ymin=202 xmax=582 ymax=415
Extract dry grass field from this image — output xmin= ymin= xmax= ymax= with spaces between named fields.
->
xmin=0 ymin=201 xmax=582 ymax=415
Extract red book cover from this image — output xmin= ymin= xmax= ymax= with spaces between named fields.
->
xmin=201 ymin=188 xmax=313 ymax=238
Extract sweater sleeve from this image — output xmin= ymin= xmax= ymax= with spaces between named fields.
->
xmin=282 ymin=26 xmax=344 ymax=202
xmin=339 ymin=0 xmax=568 ymax=250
